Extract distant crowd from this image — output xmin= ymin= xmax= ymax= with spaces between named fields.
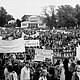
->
xmin=0 ymin=27 xmax=79 ymax=51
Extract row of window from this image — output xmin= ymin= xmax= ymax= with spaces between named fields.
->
xmin=22 ymin=23 xmax=43 ymax=27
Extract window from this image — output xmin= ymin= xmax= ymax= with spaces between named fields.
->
xmin=22 ymin=23 xmax=27 ymax=26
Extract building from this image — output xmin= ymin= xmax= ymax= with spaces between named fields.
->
xmin=21 ymin=15 xmax=46 ymax=28
xmin=8 ymin=20 xmax=16 ymax=24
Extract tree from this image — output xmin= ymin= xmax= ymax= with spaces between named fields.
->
xmin=16 ymin=19 xmax=21 ymax=27
xmin=75 ymin=4 xmax=80 ymax=12
xmin=6 ymin=14 xmax=14 ymax=21
xmin=75 ymin=4 xmax=80 ymax=27
xmin=0 ymin=7 xmax=14 ymax=27
xmin=56 ymin=5 xmax=77 ymax=29
xmin=42 ymin=5 xmax=57 ymax=29
xmin=0 ymin=7 xmax=7 ymax=26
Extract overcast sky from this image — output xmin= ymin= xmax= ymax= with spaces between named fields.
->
xmin=0 ymin=0 xmax=80 ymax=19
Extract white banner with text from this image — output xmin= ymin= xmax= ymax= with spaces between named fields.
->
xmin=34 ymin=49 xmax=53 ymax=61
xmin=25 ymin=40 xmax=39 ymax=47
xmin=0 ymin=38 xmax=25 ymax=53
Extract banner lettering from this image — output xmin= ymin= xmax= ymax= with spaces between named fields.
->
xmin=25 ymin=40 xmax=39 ymax=47
xmin=0 ymin=38 xmax=25 ymax=53
xmin=34 ymin=49 xmax=53 ymax=61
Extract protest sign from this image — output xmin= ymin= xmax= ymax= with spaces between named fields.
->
xmin=25 ymin=40 xmax=39 ymax=47
xmin=0 ymin=38 xmax=25 ymax=53
xmin=34 ymin=49 xmax=53 ymax=61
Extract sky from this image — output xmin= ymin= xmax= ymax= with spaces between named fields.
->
xmin=0 ymin=0 xmax=80 ymax=19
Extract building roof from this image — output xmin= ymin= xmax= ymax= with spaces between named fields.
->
xmin=28 ymin=15 xmax=40 ymax=22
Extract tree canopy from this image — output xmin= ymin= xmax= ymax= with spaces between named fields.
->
xmin=42 ymin=4 xmax=80 ymax=29
xmin=0 ymin=7 xmax=14 ymax=27
xmin=42 ymin=5 xmax=57 ymax=29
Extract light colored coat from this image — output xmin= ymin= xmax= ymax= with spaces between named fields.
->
xmin=21 ymin=66 xmax=30 ymax=80
xmin=60 ymin=67 xmax=65 ymax=80
xmin=4 ymin=68 xmax=9 ymax=80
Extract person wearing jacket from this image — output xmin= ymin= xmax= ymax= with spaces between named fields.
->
xmin=20 ymin=61 xmax=30 ymax=80
xmin=7 ymin=64 xmax=18 ymax=80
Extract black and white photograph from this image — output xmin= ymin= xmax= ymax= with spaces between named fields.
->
xmin=0 ymin=0 xmax=80 ymax=80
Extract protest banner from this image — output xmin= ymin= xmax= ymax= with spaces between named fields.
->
xmin=34 ymin=49 xmax=53 ymax=61
xmin=0 ymin=38 xmax=25 ymax=53
xmin=25 ymin=40 xmax=39 ymax=47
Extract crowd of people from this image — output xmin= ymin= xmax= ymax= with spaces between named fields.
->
xmin=0 ymin=55 xmax=80 ymax=80
xmin=0 ymin=27 xmax=79 ymax=51
xmin=0 ymin=27 xmax=80 ymax=80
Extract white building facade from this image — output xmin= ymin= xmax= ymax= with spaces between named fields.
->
xmin=21 ymin=15 xmax=46 ymax=28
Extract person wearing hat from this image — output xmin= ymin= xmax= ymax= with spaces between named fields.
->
xmin=20 ymin=61 xmax=30 ymax=80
